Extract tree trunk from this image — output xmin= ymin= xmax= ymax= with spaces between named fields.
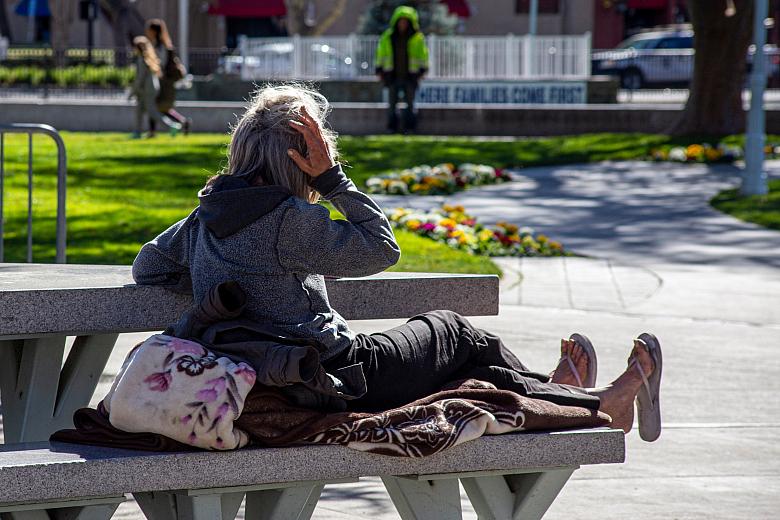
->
xmin=284 ymin=0 xmax=346 ymax=36
xmin=312 ymin=0 xmax=347 ymax=36
xmin=285 ymin=0 xmax=309 ymax=36
xmin=50 ymin=1 xmax=75 ymax=67
xmin=668 ymin=0 xmax=755 ymax=136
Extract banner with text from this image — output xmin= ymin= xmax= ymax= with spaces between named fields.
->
xmin=415 ymin=81 xmax=587 ymax=105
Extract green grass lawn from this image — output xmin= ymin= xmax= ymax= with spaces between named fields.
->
xmin=0 ymin=131 xmax=701 ymax=272
xmin=710 ymin=179 xmax=780 ymax=231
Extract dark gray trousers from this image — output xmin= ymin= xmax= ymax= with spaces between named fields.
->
xmin=324 ymin=310 xmax=600 ymax=412
xmin=387 ymin=79 xmax=417 ymax=131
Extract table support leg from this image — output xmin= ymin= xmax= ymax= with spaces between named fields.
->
xmin=382 ymin=476 xmax=462 ymax=520
xmin=461 ymin=467 xmax=577 ymax=520
xmin=0 ymin=334 xmax=118 ymax=443
xmin=244 ymin=484 xmax=324 ymax=520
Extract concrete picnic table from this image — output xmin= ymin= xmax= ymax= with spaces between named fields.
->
xmin=0 ymin=264 xmax=498 ymax=444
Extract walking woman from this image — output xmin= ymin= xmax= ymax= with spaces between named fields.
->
xmin=130 ymin=36 xmax=182 ymax=138
xmin=145 ymin=19 xmax=191 ymax=135
xmin=132 ymin=85 xmax=662 ymax=442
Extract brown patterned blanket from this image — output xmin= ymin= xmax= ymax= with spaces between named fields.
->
xmin=53 ymin=379 xmax=610 ymax=457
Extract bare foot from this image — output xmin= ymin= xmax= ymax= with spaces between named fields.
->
xmin=550 ymin=338 xmax=588 ymax=387
xmin=589 ymin=339 xmax=655 ymax=433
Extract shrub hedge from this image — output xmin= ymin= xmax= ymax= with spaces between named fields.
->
xmin=0 ymin=65 xmax=134 ymax=87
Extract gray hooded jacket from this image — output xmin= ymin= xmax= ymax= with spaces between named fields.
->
xmin=132 ymin=164 xmax=401 ymax=360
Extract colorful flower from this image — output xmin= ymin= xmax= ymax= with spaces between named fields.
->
xmin=144 ymin=370 xmax=172 ymax=392
xmin=176 ymin=354 xmax=218 ymax=377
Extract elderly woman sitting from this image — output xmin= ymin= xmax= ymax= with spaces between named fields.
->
xmin=132 ymin=85 xmax=663 ymax=442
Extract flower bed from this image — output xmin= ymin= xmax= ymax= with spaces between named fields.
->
xmin=646 ymin=143 xmax=776 ymax=163
xmin=389 ymin=205 xmax=570 ymax=257
xmin=366 ymin=163 xmax=512 ymax=195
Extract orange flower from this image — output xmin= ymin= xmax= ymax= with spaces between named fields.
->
xmin=439 ymin=218 xmax=457 ymax=229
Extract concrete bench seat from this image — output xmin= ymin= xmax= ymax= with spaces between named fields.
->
xmin=0 ymin=429 xmax=624 ymax=520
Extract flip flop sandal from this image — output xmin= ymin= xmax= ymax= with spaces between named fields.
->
xmin=630 ymin=333 xmax=663 ymax=442
xmin=564 ymin=333 xmax=598 ymax=388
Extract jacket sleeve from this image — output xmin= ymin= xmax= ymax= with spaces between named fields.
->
xmin=375 ymin=30 xmax=392 ymax=72
xmin=277 ymin=164 xmax=401 ymax=277
xmin=131 ymin=209 xmax=198 ymax=293
xmin=411 ymin=33 xmax=429 ymax=74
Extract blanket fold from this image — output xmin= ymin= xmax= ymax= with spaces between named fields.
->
xmin=53 ymin=379 xmax=610 ymax=457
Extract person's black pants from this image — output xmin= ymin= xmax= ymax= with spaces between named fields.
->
xmin=324 ymin=310 xmax=600 ymax=412
xmin=386 ymin=79 xmax=417 ymax=132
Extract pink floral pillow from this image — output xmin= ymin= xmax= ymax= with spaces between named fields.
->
xmin=103 ymin=334 xmax=256 ymax=450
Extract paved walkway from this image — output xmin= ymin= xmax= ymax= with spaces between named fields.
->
xmin=374 ymin=160 xmax=780 ymax=271
xmin=2 ymin=161 xmax=779 ymax=519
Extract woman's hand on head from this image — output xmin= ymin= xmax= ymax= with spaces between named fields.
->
xmin=287 ymin=108 xmax=336 ymax=178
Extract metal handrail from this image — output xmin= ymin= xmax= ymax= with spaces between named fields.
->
xmin=0 ymin=124 xmax=67 ymax=263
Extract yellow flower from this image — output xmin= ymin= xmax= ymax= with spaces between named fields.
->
xmin=549 ymin=241 xmax=563 ymax=250
xmin=478 ymin=229 xmax=494 ymax=241
xmin=686 ymin=144 xmax=703 ymax=158
xmin=454 ymin=205 xmax=465 ymax=213
xmin=504 ymin=224 xmax=519 ymax=234
xmin=442 ymin=204 xmax=454 ymax=212
xmin=406 ymin=219 xmax=421 ymax=230
xmin=411 ymin=183 xmax=425 ymax=192
xmin=537 ymin=234 xmax=548 ymax=243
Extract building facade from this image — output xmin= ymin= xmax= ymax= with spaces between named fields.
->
xmin=4 ymin=0 xmax=693 ymax=50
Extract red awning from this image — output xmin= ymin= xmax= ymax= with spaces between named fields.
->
xmin=627 ymin=0 xmax=667 ymax=8
xmin=441 ymin=0 xmax=471 ymax=18
xmin=207 ymin=0 xmax=286 ymax=18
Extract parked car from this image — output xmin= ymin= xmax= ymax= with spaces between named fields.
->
xmin=219 ymin=42 xmax=365 ymax=80
xmin=592 ymin=28 xmax=779 ymax=89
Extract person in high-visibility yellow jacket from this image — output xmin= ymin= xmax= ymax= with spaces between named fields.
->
xmin=375 ymin=6 xmax=429 ymax=132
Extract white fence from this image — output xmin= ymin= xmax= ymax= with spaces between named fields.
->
xmin=234 ymin=33 xmax=591 ymax=81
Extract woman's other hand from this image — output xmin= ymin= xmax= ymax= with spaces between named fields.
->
xmin=288 ymin=108 xmax=336 ymax=178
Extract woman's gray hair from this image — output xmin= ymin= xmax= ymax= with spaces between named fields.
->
xmin=220 ymin=84 xmax=338 ymax=203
